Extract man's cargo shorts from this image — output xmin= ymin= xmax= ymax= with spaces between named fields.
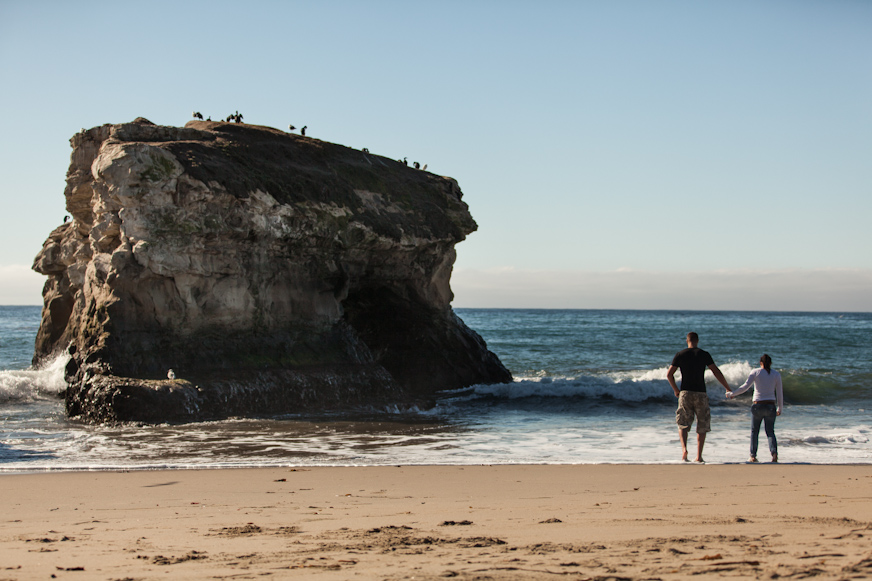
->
xmin=676 ymin=391 xmax=711 ymax=433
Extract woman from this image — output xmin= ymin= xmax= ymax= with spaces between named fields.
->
xmin=727 ymin=354 xmax=783 ymax=463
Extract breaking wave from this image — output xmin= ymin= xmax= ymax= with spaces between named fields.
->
xmin=789 ymin=432 xmax=871 ymax=446
xmin=0 ymin=354 xmax=68 ymax=403
xmin=453 ymin=360 xmax=867 ymax=406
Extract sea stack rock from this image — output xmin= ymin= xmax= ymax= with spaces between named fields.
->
xmin=32 ymin=118 xmax=511 ymax=423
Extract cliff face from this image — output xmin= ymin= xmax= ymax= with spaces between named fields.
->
xmin=32 ymin=118 xmax=511 ymax=423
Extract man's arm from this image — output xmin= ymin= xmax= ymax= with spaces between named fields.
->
xmin=708 ymin=364 xmax=730 ymax=392
xmin=666 ymin=365 xmax=680 ymax=397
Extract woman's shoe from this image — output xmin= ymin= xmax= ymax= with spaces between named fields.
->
xmin=748 ymin=456 xmax=758 ymax=463
xmin=771 ymin=454 xmax=778 ymax=463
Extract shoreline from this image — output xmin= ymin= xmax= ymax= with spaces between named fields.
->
xmin=3 ymin=464 xmax=871 ymax=579
xmin=2 ymin=459 xmax=872 ymax=475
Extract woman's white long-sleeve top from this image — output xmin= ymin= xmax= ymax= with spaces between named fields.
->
xmin=732 ymin=368 xmax=783 ymax=413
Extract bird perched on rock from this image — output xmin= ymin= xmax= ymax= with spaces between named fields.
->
xmin=403 ymin=157 xmax=408 ymax=166
xmin=167 ymin=369 xmax=176 ymax=380
xmin=301 ymin=126 xmax=307 ymax=136
xmin=422 ymin=164 xmax=428 ymax=171
xmin=288 ymin=124 xmax=296 ymax=132
xmin=362 ymin=148 xmax=369 ymax=153
xmin=192 ymin=111 xmax=203 ymax=120
xmin=413 ymin=162 xmax=420 ymax=169
xmin=225 ymin=114 xmax=233 ymax=122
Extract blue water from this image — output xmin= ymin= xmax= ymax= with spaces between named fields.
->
xmin=1 ymin=306 xmax=870 ymax=471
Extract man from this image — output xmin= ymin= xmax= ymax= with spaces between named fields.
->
xmin=666 ymin=332 xmax=731 ymax=462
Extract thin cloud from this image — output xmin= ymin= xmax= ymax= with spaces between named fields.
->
xmin=8 ymin=264 xmax=871 ymax=312
xmin=0 ymin=265 xmax=45 ymax=305
xmin=451 ymin=267 xmax=872 ymax=312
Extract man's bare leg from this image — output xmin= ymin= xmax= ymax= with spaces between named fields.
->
xmin=695 ymin=432 xmax=706 ymax=463
xmin=679 ymin=427 xmax=690 ymax=461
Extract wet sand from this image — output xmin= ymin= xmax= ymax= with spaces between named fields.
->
xmin=2 ymin=464 xmax=871 ymax=580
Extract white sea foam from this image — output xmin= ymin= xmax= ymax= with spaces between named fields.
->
xmin=465 ymin=362 xmax=757 ymax=403
xmin=716 ymin=360 xmax=757 ymax=385
xmin=791 ymin=432 xmax=871 ymax=445
xmin=0 ymin=354 xmax=68 ymax=403
xmin=2 ymin=408 xmax=870 ymax=471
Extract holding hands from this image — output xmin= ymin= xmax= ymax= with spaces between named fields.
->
xmin=725 ymin=390 xmax=735 ymax=400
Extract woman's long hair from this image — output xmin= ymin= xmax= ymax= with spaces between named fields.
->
xmin=760 ymin=354 xmax=772 ymax=374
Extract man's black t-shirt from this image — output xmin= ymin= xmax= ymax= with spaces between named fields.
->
xmin=671 ymin=348 xmax=714 ymax=393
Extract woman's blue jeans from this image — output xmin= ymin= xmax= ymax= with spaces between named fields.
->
xmin=750 ymin=403 xmax=778 ymax=457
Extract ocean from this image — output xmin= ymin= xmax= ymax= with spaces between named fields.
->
xmin=1 ymin=306 xmax=870 ymax=471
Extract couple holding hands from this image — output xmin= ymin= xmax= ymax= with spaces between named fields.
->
xmin=667 ymin=332 xmax=784 ymax=463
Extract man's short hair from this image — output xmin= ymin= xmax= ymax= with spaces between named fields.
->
xmin=687 ymin=332 xmax=699 ymax=344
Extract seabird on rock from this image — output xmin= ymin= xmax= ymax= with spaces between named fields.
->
xmin=288 ymin=124 xmax=296 ymax=132
xmin=413 ymin=162 xmax=420 ymax=169
xmin=225 ymin=115 xmax=233 ymax=122
xmin=167 ymin=369 xmax=176 ymax=380
xmin=63 ymin=215 xmax=70 ymax=223
xmin=192 ymin=111 xmax=203 ymax=120
xmin=403 ymin=157 xmax=408 ymax=166
xmin=422 ymin=164 xmax=428 ymax=171
xmin=301 ymin=126 xmax=307 ymax=136
xmin=362 ymin=148 xmax=369 ymax=153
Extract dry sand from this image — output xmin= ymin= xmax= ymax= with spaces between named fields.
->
xmin=2 ymin=464 xmax=872 ymax=580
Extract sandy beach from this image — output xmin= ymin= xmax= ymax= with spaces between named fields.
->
xmin=2 ymin=464 xmax=871 ymax=580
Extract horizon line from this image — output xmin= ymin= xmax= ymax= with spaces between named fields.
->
xmin=3 ymin=304 xmax=869 ymax=315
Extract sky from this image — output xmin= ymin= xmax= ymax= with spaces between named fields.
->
xmin=1 ymin=0 xmax=870 ymax=310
